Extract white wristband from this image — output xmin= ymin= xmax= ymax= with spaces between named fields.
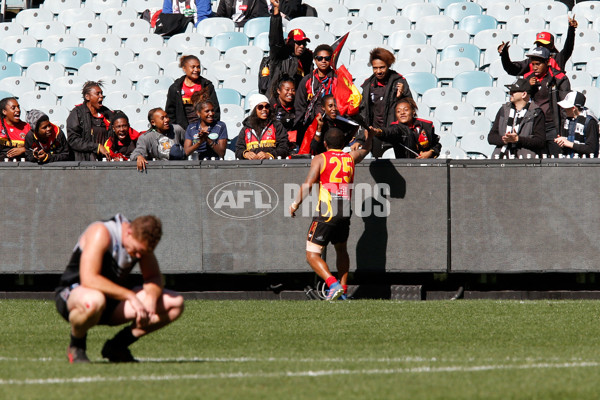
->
xmin=315 ymin=131 xmax=321 ymax=137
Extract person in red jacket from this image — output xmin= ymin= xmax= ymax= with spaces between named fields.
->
xmin=24 ymin=109 xmax=70 ymax=164
xmin=0 ymin=97 xmax=31 ymax=161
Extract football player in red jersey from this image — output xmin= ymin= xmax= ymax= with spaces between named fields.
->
xmin=290 ymin=127 xmax=372 ymax=300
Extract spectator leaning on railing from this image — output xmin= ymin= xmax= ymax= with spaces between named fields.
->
xmin=0 ymin=97 xmax=30 ymax=161
xmin=24 ymin=109 xmax=70 ymax=164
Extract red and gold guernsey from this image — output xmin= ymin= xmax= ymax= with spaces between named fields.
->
xmin=316 ymin=149 xmax=355 ymax=223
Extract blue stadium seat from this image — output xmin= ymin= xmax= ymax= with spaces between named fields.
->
xmin=421 ymin=87 xmax=462 ymax=108
xmin=27 ymin=21 xmax=67 ymax=41
xmin=486 ymin=2 xmax=525 ymax=23
xmin=99 ymin=7 xmax=140 ymax=27
xmin=222 ymin=74 xmax=259 ymax=97
xmin=42 ymin=0 xmax=81 ymax=13
xmin=196 ymin=17 xmax=235 ymax=38
xmin=210 ymin=32 xmax=249 ymax=52
xmin=55 ymin=47 xmax=93 ymax=71
xmin=138 ymin=47 xmax=179 ymax=69
xmin=375 ymin=16 xmax=411 ymax=37
xmin=2 ymin=35 xmax=38 ymax=55
xmin=15 ymin=8 xmax=54 ymax=27
xmin=96 ymin=48 xmax=136 ymax=70
xmin=451 ymin=116 xmax=492 ymax=138
xmin=329 ymin=16 xmax=368 ymax=37
xmin=396 ymin=44 xmax=438 ymax=67
xmin=404 ymin=72 xmax=438 ymax=96
xmin=243 ymin=17 xmax=270 ymax=39
xmin=505 ymin=15 xmax=545 ymax=35
xmin=445 ymin=2 xmax=482 ymax=22
xmin=19 ymin=90 xmax=58 ymax=111
xmin=0 ymin=49 xmax=8 ymax=63
xmin=460 ymin=132 xmax=495 ymax=158
xmin=473 ymin=29 xmax=513 ymax=51
xmin=0 ymin=22 xmax=24 ymax=39
xmin=0 ymin=77 xmax=36 ymax=96
xmin=99 ymin=75 xmax=134 ymax=93
xmin=85 ymin=0 xmax=123 ymax=14
xmin=431 ymin=29 xmax=471 ymax=50
xmin=465 ymin=86 xmax=506 ymax=107
xmin=440 ymin=43 xmax=481 ymax=68
xmin=51 ymin=76 xmax=86 ymax=97
xmin=253 ymin=32 xmax=270 ymax=52
xmin=458 ymin=15 xmax=498 ymax=35
xmin=167 ymin=33 xmax=208 ymax=53
xmin=103 ymin=90 xmax=145 ymax=110
xmin=112 ymin=19 xmax=152 ymax=39
xmin=416 ymin=15 xmax=455 ymax=37
xmin=215 ymin=88 xmax=242 ymax=105
xmin=136 ymin=76 xmax=175 ymax=96
xmin=57 ymin=8 xmax=97 ymax=28
xmin=313 ymin=4 xmax=349 ymax=21
xmin=0 ymin=62 xmax=23 ymax=80
xmin=452 ymin=71 xmax=493 ymax=93
xmin=26 ymin=61 xmax=65 ymax=86
xmin=146 ymin=90 xmax=167 ymax=108
xmin=360 ymin=3 xmax=399 ymax=24
xmin=402 ymin=3 xmax=440 ymax=23
xmin=120 ymin=61 xmax=161 ymax=82
xmin=70 ymin=20 xmax=110 ymax=39
xmin=125 ymin=34 xmax=166 ymax=55
xmin=388 ymin=30 xmax=427 ymax=49
xmin=77 ymin=61 xmax=118 ymax=81
xmin=12 ymin=47 xmax=50 ymax=68
xmin=395 ymin=57 xmax=433 ymax=74
xmin=42 ymin=34 xmax=81 ymax=54
xmin=208 ymin=59 xmax=247 ymax=81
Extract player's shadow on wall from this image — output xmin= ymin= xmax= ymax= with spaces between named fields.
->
xmin=353 ymin=160 xmax=405 ymax=298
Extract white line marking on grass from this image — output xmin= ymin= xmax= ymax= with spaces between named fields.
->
xmin=1 ymin=361 xmax=599 ymax=385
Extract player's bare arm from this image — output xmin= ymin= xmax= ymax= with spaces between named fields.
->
xmin=139 ymin=252 xmax=164 ymax=317
xmin=349 ymin=128 xmax=373 ymax=164
xmin=290 ymin=156 xmax=323 ymax=217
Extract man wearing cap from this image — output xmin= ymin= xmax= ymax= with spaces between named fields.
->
xmin=555 ymin=91 xmax=599 ymax=157
xmin=498 ymin=15 xmax=578 ymax=75
xmin=488 ymin=78 xmax=546 ymax=159
xmin=521 ymin=46 xmax=571 ymax=156
xmin=261 ymin=0 xmax=313 ymax=99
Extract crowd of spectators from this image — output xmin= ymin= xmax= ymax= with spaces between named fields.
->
xmin=1 ymin=5 xmax=597 ymax=165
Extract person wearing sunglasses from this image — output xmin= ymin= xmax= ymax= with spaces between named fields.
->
xmin=355 ymin=47 xmax=413 ymax=157
xmin=261 ymin=0 xmax=313 ymax=99
xmin=235 ymin=94 xmax=290 ymax=160
xmin=294 ymin=44 xmax=337 ymax=137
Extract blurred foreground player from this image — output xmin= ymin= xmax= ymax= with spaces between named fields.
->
xmin=289 ymin=128 xmax=372 ymax=300
xmin=55 ymin=214 xmax=184 ymax=363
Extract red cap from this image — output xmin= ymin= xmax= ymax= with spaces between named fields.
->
xmin=535 ymin=32 xmax=554 ymax=45
xmin=287 ymin=29 xmax=310 ymax=43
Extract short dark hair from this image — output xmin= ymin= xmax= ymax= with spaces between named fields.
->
xmin=395 ymin=97 xmax=419 ymax=116
xmin=314 ymin=44 xmax=334 ymax=57
xmin=130 ymin=215 xmax=162 ymax=250
xmin=194 ymin=99 xmax=215 ymax=114
xmin=369 ymin=47 xmax=395 ymax=67
xmin=111 ymin=111 xmax=129 ymax=125
xmin=324 ymin=127 xmax=345 ymax=149
xmin=148 ymin=107 xmax=163 ymax=123
xmin=322 ymin=94 xmax=335 ymax=105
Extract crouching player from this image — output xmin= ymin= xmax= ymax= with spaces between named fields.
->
xmin=289 ymin=128 xmax=372 ymax=300
xmin=55 ymin=214 xmax=184 ymax=363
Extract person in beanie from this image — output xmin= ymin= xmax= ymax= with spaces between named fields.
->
xmin=498 ymin=15 xmax=578 ymax=74
xmin=235 ymin=93 xmax=290 ymax=159
xmin=262 ymin=0 xmax=313 ymax=98
xmin=487 ymin=78 xmax=546 ymax=159
xmin=24 ymin=109 xmax=70 ymax=164
xmin=55 ymin=213 xmax=184 ymax=363
xmin=555 ymin=91 xmax=599 ymax=157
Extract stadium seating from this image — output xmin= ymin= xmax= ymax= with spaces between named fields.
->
xmin=421 ymin=87 xmax=462 ymax=108
xmin=77 ymin=62 xmax=118 ymax=81
xmin=0 ymin=22 xmax=24 ymax=39
xmin=196 ymin=17 xmax=235 ymax=38
xmin=0 ymin=62 xmax=23 ymax=80
xmin=136 ymin=76 xmax=175 ymax=96
xmin=125 ymin=34 xmax=166 ymax=53
xmin=42 ymin=0 xmax=81 ymax=14
xmin=112 ymin=19 xmax=152 ymax=39
xmin=125 ymin=0 xmax=162 ymax=13
xmin=99 ymin=7 xmax=139 ymax=26
xmin=138 ymin=48 xmax=179 ymax=69
xmin=445 ymin=2 xmax=482 ymax=23
xmin=84 ymin=34 xmax=123 ymax=55
xmin=458 ymin=15 xmax=498 ymax=35
xmin=222 ymin=74 xmax=259 ymax=96
xmin=436 ymin=58 xmax=476 ymax=80
xmin=416 ymin=15 xmax=455 ymax=37
xmin=55 ymin=47 xmax=93 ymax=71
xmin=209 ymin=60 xmax=248 ymax=82
xmin=404 ymin=72 xmax=438 ymax=96
xmin=100 ymin=76 xmax=134 ymax=93
xmin=243 ymin=17 xmax=270 ymax=39
xmin=96 ymin=48 xmax=136 ymax=70
xmin=0 ymin=77 xmax=36 ymax=95
xmin=313 ymin=5 xmax=349 ymax=21
xmin=211 ymin=32 xmax=250 ymax=52
xmin=286 ymin=17 xmax=325 ymax=35
xmin=167 ymin=33 xmax=208 ymax=53
xmin=3 ymin=35 xmax=38 ymax=54
xmin=431 ymin=30 xmax=471 ymax=50
xmin=376 ymin=16 xmax=411 ymax=36
xmin=460 ymin=132 xmax=495 ymax=158
xmin=42 ymin=35 xmax=81 ymax=54
xmin=505 ymin=15 xmax=545 ymax=35
xmin=402 ymin=3 xmax=439 ymax=23
xmin=70 ymin=20 xmax=109 ymax=39
xmin=451 ymin=116 xmax=492 ymax=138
xmin=120 ymin=61 xmax=161 ymax=82
xmin=57 ymin=8 xmax=96 ymax=27
xmin=51 ymin=76 xmax=86 ymax=97
xmin=329 ymin=16 xmax=368 ymax=37
xmin=103 ymin=90 xmax=145 ymax=110
xmin=486 ymin=2 xmax=525 ymax=23
xmin=19 ymin=90 xmax=58 ymax=111
xmin=452 ymin=71 xmax=493 ymax=93
xmin=12 ymin=48 xmax=51 ymax=68
xmin=361 ymin=3 xmax=398 ymax=23
xmin=215 ymin=88 xmax=242 ymax=106
xmin=473 ymin=29 xmax=512 ymax=51
xmin=395 ymin=57 xmax=433 ymax=74
xmin=25 ymin=61 xmax=65 ymax=86
xmin=465 ymin=86 xmax=506 ymax=107
xmin=573 ymin=1 xmax=600 ymax=21
xmin=15 ymin=8 xmax=54 ymax=27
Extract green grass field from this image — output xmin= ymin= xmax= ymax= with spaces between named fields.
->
xmin=2 ymin=299 xmax=600 ymax=399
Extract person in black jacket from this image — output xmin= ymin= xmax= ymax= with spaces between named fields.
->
xmin=498 ymin=15 xmax=578 ymax=75
xmin=261 ymin=0 xmax=313 ymax=98
xmin=310 ymin=95 xmax=359 ymax=155
xmin=66 ymin=81 xmax=114 ymax=161
xmin=488 ymin=78 xmax=546 ymax=159
xmin=235 ymin=94 xmax=289 ymax=159
xmin=271 ymin=75 xmax=298 ymax=152
xmin=24 ymin=109 xmax=70 ymax=164
xmin=165 ymin=55 xmax=220 ymax=130
xmin=356 ymin=48 xmax=412 ymax=157
xmin=555 ymin=91 xmax=599 ymax=157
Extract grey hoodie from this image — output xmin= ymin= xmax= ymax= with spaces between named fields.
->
xmin=130 ymin=124 xmax=186 ymax=160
